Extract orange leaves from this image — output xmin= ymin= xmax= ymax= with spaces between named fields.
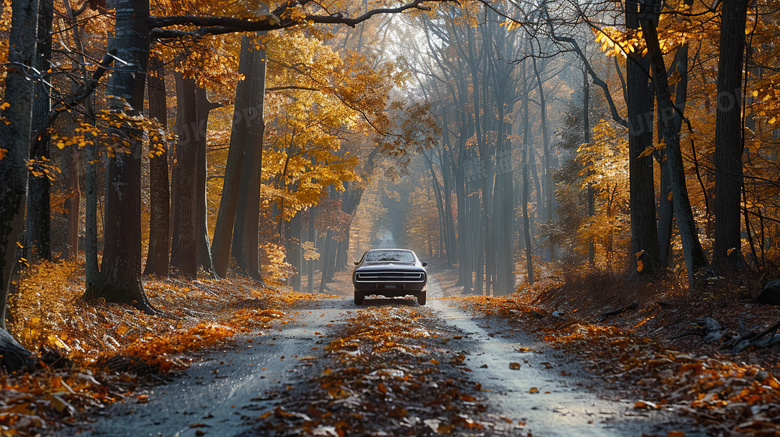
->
xmin=462 ymin=290 xmax=780 ymax=433
xmin=5 ymin=259 xmax=304 ymax=434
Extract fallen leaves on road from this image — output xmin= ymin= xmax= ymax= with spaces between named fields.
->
xmin=252 ymin=306 xmax=520 ymax=436
xmin=462 ymin=294 xmax=780 ymax=435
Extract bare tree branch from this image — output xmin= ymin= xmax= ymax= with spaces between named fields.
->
xmin=149 ymin=0 xmax=448 ymax=40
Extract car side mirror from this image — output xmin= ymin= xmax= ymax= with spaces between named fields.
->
xmin=354 ymin=261 xmax=359 ymax=265
xmin=422 ymin=262 xmax=427 ymax=267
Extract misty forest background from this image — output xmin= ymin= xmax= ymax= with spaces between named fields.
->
xmin=2 ymin=0 xmax=780 ymax=355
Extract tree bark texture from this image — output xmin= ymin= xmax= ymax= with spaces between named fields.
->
xmin=27 ymin=0 xmax=53 ymax=262
xmin=232 ymin=34 xmax=267 ymax=282
xmin=84 ymin=0 xmax=154 ymax=312
xmin=170 ymin=73 xmax=199 ymax=277
xmin=712 ymin=0 xmax=749 ymax=272
xmin=143 ymin=55 xmax=170 ymax=276
xmin=626 ymin=0 xmax=662 ymax=278
xmin=0 ymin=0 xmax=39 ymax=330
xmin=212 ymin=36 xmax=253 ymax=278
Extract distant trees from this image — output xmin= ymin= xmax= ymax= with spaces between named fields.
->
xmin=412 ymin=4 xmax=524 ymax=294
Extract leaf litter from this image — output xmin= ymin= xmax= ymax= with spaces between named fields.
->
xmin=2 ymin=259 xmax=312 ymax=436
xmin=460 ymin=288 xmax=780 ymax=436
xmin=250 ymin=305 xmax=522 ymax=436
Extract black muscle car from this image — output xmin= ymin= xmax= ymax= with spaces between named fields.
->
xmin=352 ymin=249 xmax=428 ymax=305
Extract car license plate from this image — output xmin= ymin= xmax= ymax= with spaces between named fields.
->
xmin=384 ymin=285 xmax=397 ymax=289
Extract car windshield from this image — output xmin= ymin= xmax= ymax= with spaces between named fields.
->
xmin=364 ymin=250 xmax=415 ymax=263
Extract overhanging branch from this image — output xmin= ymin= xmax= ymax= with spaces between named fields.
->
xmin=149 ymin=0 xmax=446 ymax=40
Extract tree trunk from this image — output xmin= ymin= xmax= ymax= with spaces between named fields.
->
xmin=0 ymin=0 xmax=39 ymax=331
xmin=712 ymin=0 xmax=749 ymax=273
xmin=27 ymin=0 xmax=53 ymax=262
xmin=626 ymin=0 xmax=662 ymax=278
xmin=83 ymin=0 xmax=154 ymax=312
xmin=85 ymin=111 xmax=99 ymax=289
xmin=195 ymin=86 xmax=217 ymax=276
xmin=521 ymin=65 xmax=534 ymax=285
xmin=658 ymin=36 xmax=691 ymax=268
xmin=212 ymin=36 xmax=252 ymax=278
xmin=233 ymin=33 xmax=267 ymax=282
xmin=533 ymin=57 xmax=555 ymax=263
xmin=318 ymin=230 xmax=335 ymax=293
xmin=584 ymin=68 xmax=595 ymax=265
xmin=143 ymin=55 xmax=170 ymax=276
xmin=640 ymin=16 xmax=711 ymax=288
xmin=170 ymin=73 xmax=199 ymax=277
xmin=287 ymin=210 xmax=302 ymax=292
xmin=307 ymin=208 xmax=316 ymax=294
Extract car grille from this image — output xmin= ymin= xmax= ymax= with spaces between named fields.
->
xmin=355 ymin=271 xmax=426 ymax=283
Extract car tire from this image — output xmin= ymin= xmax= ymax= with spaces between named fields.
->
xmin=354 ymin=291 xmax=364 ymax=305
xmin=417 ymin=291 xmax=426 ymax=305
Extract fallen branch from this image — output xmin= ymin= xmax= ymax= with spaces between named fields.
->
xmin=599 ymin=301 xmax=639 ymax=322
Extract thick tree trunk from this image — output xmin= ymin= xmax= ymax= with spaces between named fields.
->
xmin=27 ymin=0 xmax=53 ymax=262
xmin=626 ymin=0 xmax=662 ymax=278
xmin=84 ymin=0 xmax=154 ymax=312
xmin=144 ymin=55 xmax=170 ymax=276
xmin=233 ymin=34 xmax=267 ymax=282
xmin=212 ymin=36 xmax=252 ymax=278
xmin=85 ymin=114 xmax=99 ymax=288
xmin=170 ymin=73 xmax=199 ymax=277
xmin=712 ymin=0 xmax=749 ymax=273
xmin=1 ymin=0 xmax=40 ymax=331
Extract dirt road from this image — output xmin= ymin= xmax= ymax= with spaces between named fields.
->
xmin=79 ymin=274 xmax=703 ymax=436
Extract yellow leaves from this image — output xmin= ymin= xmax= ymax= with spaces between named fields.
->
xmin=500 ymin=19 xmax=521 ymax=32
xmin=636 ymin=260 xmax=644 ymax=272
xmin=637 ymin=145 xmax=656 ymax=159
xmin=0 ymin=101 xmax=9 ymax=110
xmin=27 ymin=156 xmax=61 ymax=181
xmin=302 ymin=241 xmax=320 ymax=261
xmin=0 ymin=148 xmax=7 ymax=160
xmin=594 ymin=27 xmax=643 ymax=58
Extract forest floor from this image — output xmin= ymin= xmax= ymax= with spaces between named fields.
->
xmin=460 ymin=266 xmax=780 ymax=436
xmin=1 ymin=260 xmax=312 ymax=436
xmin=1 ymin=260 xmax=779 ymax=436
